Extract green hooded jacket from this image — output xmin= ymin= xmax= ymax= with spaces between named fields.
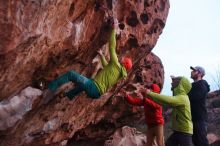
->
xmin=147 ymin=77 xmax=193 ymax=134
xmin=93 ymin=29 xmax=127 ymax=95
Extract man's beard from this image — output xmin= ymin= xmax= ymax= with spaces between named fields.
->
xmin=191 ymin=74 xmax=198 ymax=80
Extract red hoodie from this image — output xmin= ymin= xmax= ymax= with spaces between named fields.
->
xmin=124 ymin=84 xmax=164 ymax=126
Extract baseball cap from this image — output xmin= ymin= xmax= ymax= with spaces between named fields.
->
xmin=190 ymin=66 xmax=205 ymax=75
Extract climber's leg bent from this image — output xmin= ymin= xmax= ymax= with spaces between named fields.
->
xmin=65 ymin=86 xmax=83 ymax=100
xmin=48 ymin=70 xmax=87 ymax=91
xmin=83 ymin=80 xmax=101 ymax=99
xmin=48 ymin=70 xmax=100 ymax=99
xmin=65 ymin=79 xmax=100 ymax=99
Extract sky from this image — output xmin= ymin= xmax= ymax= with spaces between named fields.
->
xmin=153 ymin=0 xmax=220 ymax=95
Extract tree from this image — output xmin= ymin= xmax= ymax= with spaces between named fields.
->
xmin=211 ymin=65 xmax=220 ymax=93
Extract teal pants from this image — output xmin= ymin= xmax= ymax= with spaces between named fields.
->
xmin=48 ymin=71 xmax=101 ymax=99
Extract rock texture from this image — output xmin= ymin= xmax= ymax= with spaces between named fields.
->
xmin=0 ymin=0 xmax=169 ymax=146
xmin=104 ymin=126 xmax=147 ymax=146
xmin=207 ymin=91 xmax=220 ymax=146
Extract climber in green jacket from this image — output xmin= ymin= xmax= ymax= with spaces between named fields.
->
xmin=45 ymin=22 xmax=132 ymax=100
xmin=142 ymin=76 xmax=193 ymax=146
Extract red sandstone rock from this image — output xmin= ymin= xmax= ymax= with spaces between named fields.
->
xmin=104 ymin=126 xmax=146 ymax=146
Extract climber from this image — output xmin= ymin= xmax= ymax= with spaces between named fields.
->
xmin=143 ymin=76 xmax=194 ymax=146
xmin=43 ymin=19 xmax=132 ymax=102
xmin=121 ymin=84 xmax=165 ymax=146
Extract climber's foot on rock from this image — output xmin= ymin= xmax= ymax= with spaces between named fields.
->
xmin=39 ymin=89 xmax=55 ymax=105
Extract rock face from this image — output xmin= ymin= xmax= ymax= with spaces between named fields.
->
xmin=104 ymin=126 xmax=147 ymax=146
xmin=0 ymin=0 xmax=169 ymax=146
xmin=207 ymin=91 xmax=220 ymax=146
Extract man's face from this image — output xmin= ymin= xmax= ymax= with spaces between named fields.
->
xmin=191 ymin=70 xmax=200 ymax=80
xmin=171 ymin=77 xmax=181 ymax=91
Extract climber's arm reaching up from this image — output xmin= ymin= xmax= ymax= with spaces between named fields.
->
xmin=97 ymin=49 xmax=108 ymax=67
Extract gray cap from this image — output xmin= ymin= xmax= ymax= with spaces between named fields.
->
xmin=190 ymin=66 xmax=205 ymax=75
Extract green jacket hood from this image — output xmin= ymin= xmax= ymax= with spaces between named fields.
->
xmin=173 ymin=76 xmax=192 ymax=96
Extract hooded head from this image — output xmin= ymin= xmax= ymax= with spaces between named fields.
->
xmin=171 ymin=76 xmax=192 ymax=96
xmin=122 ymin=57 xmax=132 ymax=71
xmin=171 ymin=76 xmax=181 ymax=91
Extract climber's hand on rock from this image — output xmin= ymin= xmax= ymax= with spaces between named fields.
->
xmin=105 ymin=9 xmax=113 ymax=17
xmin=107 ymin=17 xmax=118 ymax=29
xmin=107 ymin=16 xmax=114 ymax=29
xmin=140 ymin=88 xmax=151 ymax=96
xmin=113 ymin=18 xmax=118 ymax=29
xmin=97 ymin=49 xmax=103 ymax=56
xmin=139 ymin=87 xmax=146 ymax=93
xmin=145 ymin=89 xmax=151 ymax=94
xmin=137 ymin=92 xmax=143 ymax=100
